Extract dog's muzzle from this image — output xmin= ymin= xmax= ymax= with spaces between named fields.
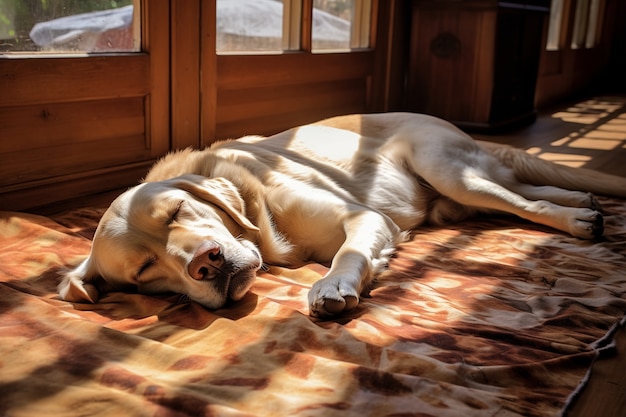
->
xmin=188 ymin=240 xmax=262 ymax=298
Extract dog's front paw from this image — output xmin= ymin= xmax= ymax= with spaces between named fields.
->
xmin=308 ymin=277 xmax=359 ymax=318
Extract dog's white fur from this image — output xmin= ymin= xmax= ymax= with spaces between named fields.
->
xmin=59 ymin=113 xmax=626 ymax=317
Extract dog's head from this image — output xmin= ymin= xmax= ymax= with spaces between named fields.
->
xmin=59 ymin=174 xmax=262 ymax=309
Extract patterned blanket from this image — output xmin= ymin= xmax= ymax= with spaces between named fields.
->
xmin=1 ymin=198 xmax=625 ymax=417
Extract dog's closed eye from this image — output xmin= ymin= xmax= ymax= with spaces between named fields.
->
xmin=168 ymin=201 xmax=184 ymax=224
xmin=137 ymin=256 xmax=157 ymax=279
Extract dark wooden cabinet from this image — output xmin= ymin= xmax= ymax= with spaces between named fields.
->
xmin=407 ymin=0 xmax=550 ymax=131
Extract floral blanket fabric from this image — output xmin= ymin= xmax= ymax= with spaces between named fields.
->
xmin=1 ymin=199 xmax=625 ymax=417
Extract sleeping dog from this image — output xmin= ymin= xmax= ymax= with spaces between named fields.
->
xmin=59 ymin=113 xmax=626 ymax=317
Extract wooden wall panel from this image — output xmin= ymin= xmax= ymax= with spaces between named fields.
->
xmin=216 ymin=79 xmax=367 ymax=139
xmin=0 ymin=98 xmax=145 ymax=154
xmin=0 ymin=161 xmax=152 ymax=212
xmin=0 ymin=56 xmax=150 ymax=107
xmin=213 ymin=52 xmax=374 ymax=140
xmin=217 ymin=53 xmax=373 ymax=89
xmin=0 ymin=134 xmax=148 ymax=188
xmin=0 ymin=77 xmax=151 ymax=208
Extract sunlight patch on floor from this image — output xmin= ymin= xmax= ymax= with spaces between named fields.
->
xmin=525 ymin=98 xmax=626 ymax=168
xmin=568 ymin=137 xmax=622 ymax=151
xmin=526 ymin=147 xmax=591 ymax=168
xmin=550 ymin=112 xmax=606 ymax=125
xmin=551 ymin=98 xmax=624 ymax=125
xmin=585 ymin=129 xmax=626 ymax=139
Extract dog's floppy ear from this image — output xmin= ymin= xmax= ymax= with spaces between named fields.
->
xmin=173 ymin=175 xmax=260 ymax=232
xmin=58 ymin=257 xmax=101 ymax=303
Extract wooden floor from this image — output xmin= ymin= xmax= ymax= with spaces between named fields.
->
xmin=474 ymin=95 xmax=626 ymax=417
xmin=37 ymin=95 xmax=626 ymax=416
xmin=473 ymin=95 xmax=626 ymax=178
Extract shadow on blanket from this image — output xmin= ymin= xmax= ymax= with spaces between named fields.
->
xmin=1 ymin=198 xmax=625 ymax=417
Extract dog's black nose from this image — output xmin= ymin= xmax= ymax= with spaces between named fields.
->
xmin=188 ymin=242 xmax=224 ymax=280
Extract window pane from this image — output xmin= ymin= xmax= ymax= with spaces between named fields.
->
xmin=571 ymin=0 xmax=590 ymax=49
xmin=312 ymin=0 xmax=352 ymax=51
xmin=585 ymin=0 xmax=603 ymax=48
xmin=0 ymin=0 xmax=138 ymax=53
xmin=216 ymin=0 xmax=284 ymax=53
xmin=546 ymin=0 xmax=563 ymax=51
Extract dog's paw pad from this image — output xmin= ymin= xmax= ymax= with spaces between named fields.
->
xmin=571 ymin=210 xmax=604 ymax=239
xmin=590 ymin=212 xmax=604 ymax=238
xmin=310 ymin=295 xmax=359 ymax=318
xmin=322 ymin=295 xmax=358 ymax=315
xmin=308 ymin=279 xmax=360 ymax=318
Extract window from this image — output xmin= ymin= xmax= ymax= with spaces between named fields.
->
xmin=571 ymin=0 xmax=590 ymax=49
xmin=215 ymin=0 xmax=371 ymax=54
xmin=312 ymin=0 xmax=352 ymax=51
xmin=571 ymin=0 xmax=604 ymax=49
xmin=545 ymin=0 xmax=605 ymax=51
xmin=216 ymin=0 xmax=284 ymax=52
xmin=0 ymin=0 xmax=139 ymax=53
xmin=546 ymin=0 xmax=564 ymax=51
xmin=312 ymin=0 xmax=370 ymax=51
xmin=584 ymin=0 xmax=604 ymax=48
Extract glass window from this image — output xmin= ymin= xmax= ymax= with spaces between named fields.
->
xmin=571 ymin=0 xmax=604 ymax=50
xmin=584 ymin=0 xmax=603 ymax=48
xmin=546 ymin=0 xmax=564 ymax=51
xmin=216 ymin=0 xmax=370 ymax=54
xmin=0 ymin=0 xmax=138 ymax=53
xmin=571 ymin=0 xmax=590 ymax=49
xmin=216 ymin=0 xmax=285 ymax=53
xmin=312 ymin=0 xmax=353 ymax=51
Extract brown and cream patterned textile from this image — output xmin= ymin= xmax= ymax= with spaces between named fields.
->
xmin=1 ymin=198 xmax=625 ymax=417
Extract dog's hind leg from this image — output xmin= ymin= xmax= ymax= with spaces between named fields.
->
xmin=504 ymin=183 xmax=602 ymax=211
xmin=427 ymin=169 xmax=604 ymax=239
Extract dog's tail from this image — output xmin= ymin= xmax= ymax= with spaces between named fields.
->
xmin=477 ymin=140 xmax=626 ymax=198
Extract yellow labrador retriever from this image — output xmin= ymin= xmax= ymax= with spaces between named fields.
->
xmin=59 ymin=113 xmax=626 ymax=317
